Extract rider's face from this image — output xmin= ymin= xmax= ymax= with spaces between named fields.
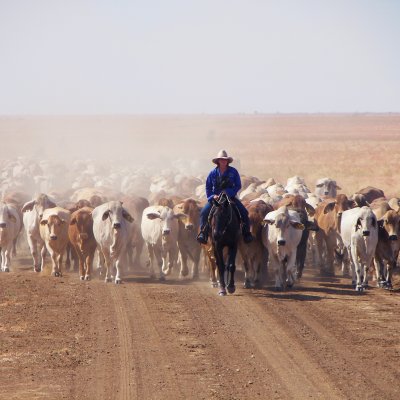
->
xmin=218 ymin=159 xmax=228 ymax=168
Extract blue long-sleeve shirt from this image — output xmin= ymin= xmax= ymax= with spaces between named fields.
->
xmin=205 ymin=166 xmax=242 ymax=202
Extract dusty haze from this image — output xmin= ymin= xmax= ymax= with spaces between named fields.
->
xmin=1 ymin=113 xmax=400 ymax=195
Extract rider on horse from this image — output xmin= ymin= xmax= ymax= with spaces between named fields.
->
xmin=197 ymin=150 xmax=254 ymax=245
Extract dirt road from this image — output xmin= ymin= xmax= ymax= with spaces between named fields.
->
xmin=1 ymin=255 xmax=400 ymax=399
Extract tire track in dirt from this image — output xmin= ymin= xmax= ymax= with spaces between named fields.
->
xmin=196 ymin=283 xmax=344 ymax=399
xmin=109 ymin=286 xmax=135 ymax=400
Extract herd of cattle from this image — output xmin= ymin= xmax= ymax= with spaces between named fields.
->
xmin=1 ymin=158 xmax=399 ymax=293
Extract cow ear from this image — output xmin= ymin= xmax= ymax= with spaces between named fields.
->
xmin=122 ymin=209 xmax=134 ymax=223
xmin=147 ymin=212 xmax=161 ymax=220
xmin=263 ymin=219 xmax=274 ymax=225
xmin=22 ymin=200 xmax=35 ymax=212
xmin=335 ymin=185 xmax=342 ymax=190
xmin=174 ymin=213 xmax=186 ymax=219
xmin=102 ymin=211 xmax=110 ymax=221
xmin=40 ymin=219 xmax=48 ymax=225
xmin=323 ymin=201 xmax=336 ymax=214
xmin=290 ymin=221 xmax=305 ymax=230
xmin=48 ymin=200 xmax=57 ymax=208
xmin=70 ymin=218 xmax=77 ymax=225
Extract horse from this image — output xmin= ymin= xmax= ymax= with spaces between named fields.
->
xmin=209 ymin=192 xmax=241 ymax=296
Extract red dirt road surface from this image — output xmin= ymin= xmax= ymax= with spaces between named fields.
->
xmin=1 ymin=254 xmax=400 ymax=400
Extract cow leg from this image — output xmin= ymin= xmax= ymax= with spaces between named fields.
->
xmin=350 ymin=245 xmax=363 ymax=291
xmin=40 ymin=243 xmax=47 ymax=272
xmin=270 ymin=254 xmax=284 ymax=290
xmin=373 ymin=257 xmax=385 ymax=287
xmin=179 ymin=246 xmax=189 ymax=278
xmin=12 ymin=237 xmax=18 ymax=257
xmin=49 ymin=249 xmax=58 ymax=277
xmin=191 ymin=247 xmax=201 ymax=280
xmin=65 ymin=243 xmax=72 ymax=271
xmin=315 ymin=231 xmax=326 ymax=274
xmin=296 ymin=230 xmax=309 ymax=279
xmin=102 ymin=250 xmax=113 ymax=283
xmin=85 ymin=251 xmax=95 ymax=281
xmin=153 ymin=246 xmax=164 ymax=280
xmin=325 ymin=235 xmax=337 ymax=276
xmin=286 ymin=251 xmax=297 ymax=289
xmin=57 ymin=253 xmax=63 ymax=277
xmin=114 ymin=257 xmax=123 ymax=284
xmin=27 ymin=235 xmax=41 ymax=272
xmin=385 ymin=260 xmax=395 ymax=289
xmin=0 ymin=245 xmax=11 ymax=272
xmin=77 ymin=248 xmax=85 ymax=280
xmin=133 ymin=236 xmax=144 ymax=269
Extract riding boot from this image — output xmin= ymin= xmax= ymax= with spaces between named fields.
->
xmin=242 ymin=224 xmax=253 ymax=243
xmin=197 ymin=224 xmax=209 ymax=244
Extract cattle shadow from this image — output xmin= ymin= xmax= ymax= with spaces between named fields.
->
xmin=122 ymin=275 xmax=195 ymax=286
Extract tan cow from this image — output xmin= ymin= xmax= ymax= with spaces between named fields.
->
xmin=314 ymin=194 xmax=352 ymax=276
xmin=173 ymin=198 xmax=202 ymax=279
xmin=239 ymin=200 xmax=272 ymax=288
xmin=39 ymin=207 xmax=71 ymax=277
xmin=68 ymin=207 xmax=97 ymax=280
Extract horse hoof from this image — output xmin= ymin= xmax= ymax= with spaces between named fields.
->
xmin=85 ymin=275 xmax=90 ymax=281
xmin=211 ymin=282 xmax=218 ymax=288
xmin=218 ymin=289 xmax=227 ymax=296
xmin=355 ymin=285 xmax=363 ymax=292
xmin=159 ymin=275 xmax=166 ymax=282
xmin=80 ymin=276 xmax=85 ymax=281
xmin=227 ymin=285 xmax=236 ymax=294
xmin=181 ymin=268 xmax=189 ymax=277
xmin=3 ymin=267 xmax=10 ymax=273
xmin=243 ymin=281 xmax=251 ymax=289
xmin=115 ymin=279 xmax=122 ymax=284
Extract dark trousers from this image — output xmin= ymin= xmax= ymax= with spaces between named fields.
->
xmin=200 ymin=198 xmax=250 ymax=229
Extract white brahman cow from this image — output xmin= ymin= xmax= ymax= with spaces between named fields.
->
xmin=141 ymin=205 xmax=180 ymax=280
xmin=262 ymin=206 xmax=304 ymax=290
xmin=92 ymin=201 xmax=134 ymax=284
xmin=22 ymin=193 xmax=56 ymax=272
xmin=340 ymin=206 xmax=378 ymax=291
xmin=0 ymin=202 xmax=21 ymax=272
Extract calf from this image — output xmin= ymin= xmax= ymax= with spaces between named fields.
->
xmin=0 ymin=202 xmax=21 ymax=272
xmin=39 ymin=207 xmax=71 ymax=277
xmin=263 ymin=206 xmax=304 ymax=290
xmin=68 ymin=207 xmax=97 ymax=281
xmin=340 ymin=206 xmax=378 ymax=291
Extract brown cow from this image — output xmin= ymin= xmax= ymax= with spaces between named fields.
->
xmin=173 ymin=198 xmax=202 ymax=278
xmin=239 ymin=200 xmax=272 ymax=288
xmin=314 ymin=194 xmax=353 ymax=275
xmin=68 ymin=207 xmax=97 ymax=280
xmin=371 ymin=202 xmax=400 ymax=289
xmin=353 ymin=186 xmax=385 ymax=204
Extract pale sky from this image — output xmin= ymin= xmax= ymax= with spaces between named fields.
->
xmin=0 ymin=0 xmax=399 ymax=114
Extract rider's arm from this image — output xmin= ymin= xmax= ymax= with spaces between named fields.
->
xmin=225 ymin=168 xmax=242 ymax=199
xmin=206 ymin=170 xmax=215 ymax=202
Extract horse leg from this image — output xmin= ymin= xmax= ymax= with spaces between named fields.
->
xmin=214 ymin=245 xmax=226 ymax=295
xmin=227 ymin=245 xmax=237 ymax=294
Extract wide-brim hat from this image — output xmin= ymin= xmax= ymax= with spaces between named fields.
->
xmin=212 ymin=149 xmax=233 ymax=164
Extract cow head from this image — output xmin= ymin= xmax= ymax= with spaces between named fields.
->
xmin=41 ymin=214 xmax=66 ymax=241
xmin=378 ymin=210 xmax=400 ymax=241
xmin=355 ymin=207 xmax=377 ymax=237
xmin=101 ymin=201 xmax=133 ymax=229
xmin=22 ymin=194 xmax=56 ymax=219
